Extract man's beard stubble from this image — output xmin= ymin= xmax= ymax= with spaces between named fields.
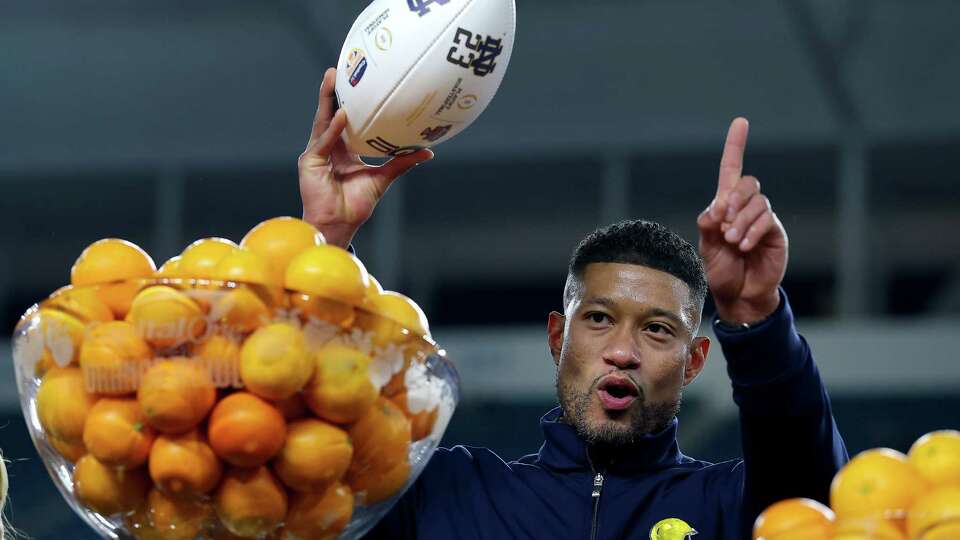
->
xmin=556 ymin=372 xmax=681 ymax=448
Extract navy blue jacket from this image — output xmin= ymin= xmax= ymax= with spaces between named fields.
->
xmin=365 ymin=291 xmax=848 ymax=539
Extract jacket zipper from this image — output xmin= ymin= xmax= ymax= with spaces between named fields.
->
xmin=587 ymin=452 xmax=604 ymax=540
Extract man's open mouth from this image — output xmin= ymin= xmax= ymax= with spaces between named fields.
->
xmin=596 ymin=375 xmax=639 ymax=411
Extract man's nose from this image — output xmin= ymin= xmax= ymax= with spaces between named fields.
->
xmin=602 ymin=329 xmax=640 ymax=370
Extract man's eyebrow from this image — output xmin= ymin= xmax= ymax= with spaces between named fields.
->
xmin=581 ymin=296 xmax=616 ymax=309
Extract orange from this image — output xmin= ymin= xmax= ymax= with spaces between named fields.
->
xmin=37 ymin=366 xmax=99 ymax=445
xmin=240 ymin=323 xmax=313 ymax=401
xmin=138 ymin=359 xmax=216 ymax=434
xmin=212 ymin=249 xmax=282 ymax=289
xmin=752 ymin=498 xmax=834 ymax=540
xmin=284 ymin=245 xmax=369 ymax=305
xmin=126 ymin=488 xmax=215 ymax=540
xmin=390 ymin=391 xmax=438 ymax=442
xmin=193 ymin=334 xmax=242 ymax=389
xmin=350 ymin=457 xmax=410 ymax=506
xmin=155 ymin=256 xmax=182 ymax=279
xmin=127 ymin=286 xmax=207 ymax=349
xmin=346 ymin=397 xmax=411 ymax=493
xmin=908 ymin=430 xmax=960 ymax=487
xmin=79 ymin=320 xmax=153 ymax=395
xmin=83 ymin=397 xmax=156 ymax=468
xmin=214 ymin=466 xmax=287 ymax=538
xmin=49 ymin=436 xmax=87 ymax=463
xmin=208 ymin=392 xmax=286 ymax=467
xmin=365 ymin=274 xmax=384 ymax=299
xmin=357 ymin=291 xmax=430 ymax=348
xmin=831 ymin=448 xmax=928 ymax=527
xmin=178 ymin=238 xmax=240 ymax=280
xmin=73 ymin=453 xmax=149 ymax=515
xmin=914 ymin=522 xmax=960 ymax=540
xmin=303 ymin=341 xmax=377 ymax=424
xmin=71 ymin=238 xmax=157 ymax=318
xmin=906 ymin=485 xmax=960 ymax=540
xmin=290 ymin=292 xmax=355 ymax=328
xmin=47 ymin=285 xmax=114 ymax=324
xmin=211 ymin=286 xmax=272 ymax=335
xmin=832 ymin=516 xmax=906 ymax=539
xmin=273 ymin=419 xmax=352 ymax=493
xmin=272 ymin=392 xmax=307 ymax=421
xmin=282 ymin=482 xmax=353 ymax=540
xmin=148 ymin=429 xmax=223 ymax=499
xmin=240 ymin=217 xmax=325 ymax=279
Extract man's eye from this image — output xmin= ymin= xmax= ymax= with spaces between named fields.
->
xmin=587 ymin=313 xmax=609 ymax=324
xmin=647 ymin=323 xmax=671 ymax=334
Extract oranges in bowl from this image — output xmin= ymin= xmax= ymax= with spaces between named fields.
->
xmin=12 ymin=216 xmax=457 ymax=540
xmin=754 ymin=430 xmax=960 ymax=539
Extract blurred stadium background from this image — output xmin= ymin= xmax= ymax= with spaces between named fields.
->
xmin=1 ymin=0 xmax=959 ymax=537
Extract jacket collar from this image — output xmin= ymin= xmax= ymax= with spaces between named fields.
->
xmin=534 ymin=406 xmax=684 ymax=475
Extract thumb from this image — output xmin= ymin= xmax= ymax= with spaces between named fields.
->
xmin=375 ymin=149 xmax=435 ymax=188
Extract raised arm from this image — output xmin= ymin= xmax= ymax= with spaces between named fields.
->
xmin=697 ymin=118 xmax=848 ymax=535
xmin=299 ymin=67 xmax=434 ymax=248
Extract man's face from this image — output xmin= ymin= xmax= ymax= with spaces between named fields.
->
xmin=548 ymin=262 xmax=709 ymax=447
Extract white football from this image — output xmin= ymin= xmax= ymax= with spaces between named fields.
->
xmin=335 ymin=0 xmax=516 ymax=157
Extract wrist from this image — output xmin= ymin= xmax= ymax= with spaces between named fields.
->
xmin=714 ymin=290 xmax=781 ymax=326
xmin=302 ymin=214 xmax=356 ymax=250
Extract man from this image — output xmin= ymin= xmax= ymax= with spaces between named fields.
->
xmin=299 ymin=68 xmax=848 ymax=539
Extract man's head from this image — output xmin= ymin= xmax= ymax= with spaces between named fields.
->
xmin=547 ymin=220 xmax=711 ymax=448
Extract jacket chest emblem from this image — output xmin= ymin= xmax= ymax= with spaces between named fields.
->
xmin=649 ymin=517 xmax=698 ymax=540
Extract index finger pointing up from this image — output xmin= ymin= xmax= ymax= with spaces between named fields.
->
xmin=307 ymin=67 xmax=339 ymax=147
xmin=717 ymin=117 xmax=750 ymax=197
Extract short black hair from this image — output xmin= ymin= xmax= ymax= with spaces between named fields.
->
xmin=564 ymin=220 xmax=708 ymax=325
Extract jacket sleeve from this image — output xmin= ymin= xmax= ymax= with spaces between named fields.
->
xmin=713 ymin=288 xmax=849 ymax=538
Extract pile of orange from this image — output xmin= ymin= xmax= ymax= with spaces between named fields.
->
xmin=21 ymin=216 xmax=441 ymax=540
xmin=753 ymin=430 xmax=960 ymax=539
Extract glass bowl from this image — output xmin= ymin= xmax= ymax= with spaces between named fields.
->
xmin=11 ymin=278 xmax=459 ymax=540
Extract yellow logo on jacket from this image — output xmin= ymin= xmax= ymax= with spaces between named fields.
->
xmin=650 ymin=518 xmax=697 ymax=540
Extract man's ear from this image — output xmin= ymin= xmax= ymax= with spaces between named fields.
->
xmin=547 ymin=311 xmax=565 ymax=367
xmin=683 ymin=336 xmax=710 ymax=387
